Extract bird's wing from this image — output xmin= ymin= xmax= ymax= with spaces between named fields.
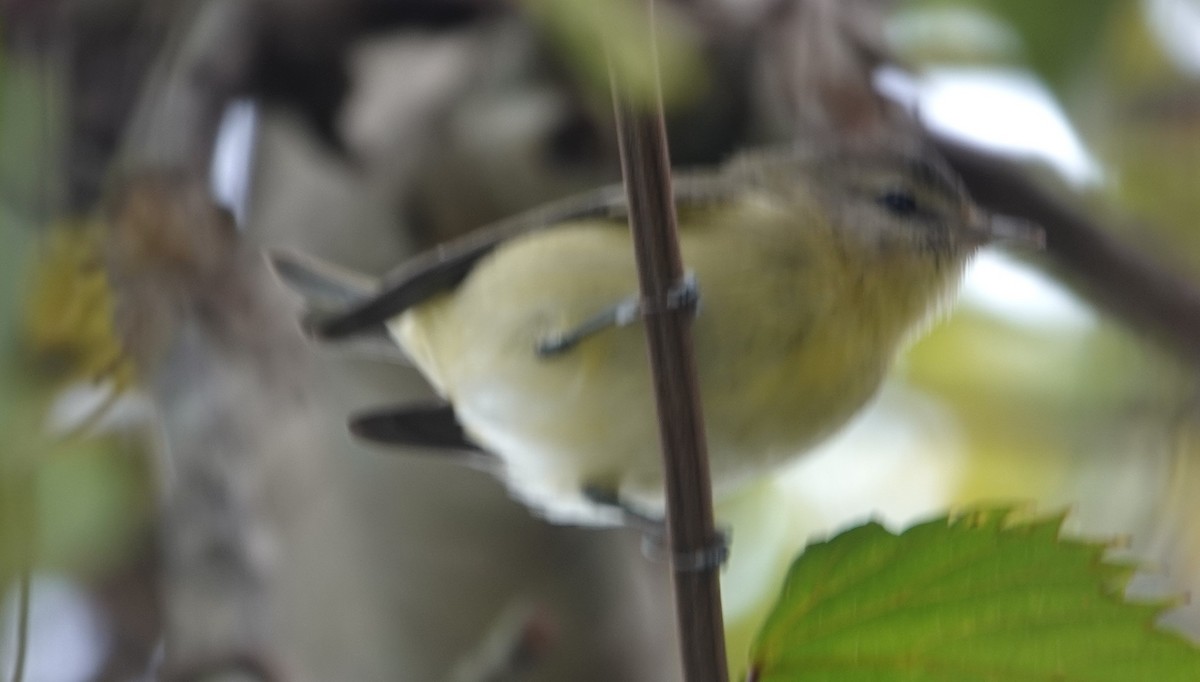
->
xmin=268 ymin=249 xmax=412 ymax=362
xmin=270 ymin=248 xmax=378 ymax=306
xmin=350 ymin=402 xmax=500 ymax=469
xmin=314 ymin=172 xmax=733 ymax=340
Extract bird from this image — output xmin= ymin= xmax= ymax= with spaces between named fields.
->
xmin=271 ymin=139 xmax=1042 ymax=528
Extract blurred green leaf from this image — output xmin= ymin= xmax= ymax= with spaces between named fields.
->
xmin=1 ymin=50 xmax=146 ymax=582
xmin=900 ymin=0 xmax=1121 ymax=89
xmin=983 ymin=0 xmax=1120 ymax=88
xmin=0 ymin=200 xmax=36 ymax=590
xmin=32 ymin=442 xmax=148 ymax=573
xmin=0 ymin=53 xmax=63 ymax=224
xmin=888 ymin=5 xmax=1023 ymax=66
xmin=748 ymin=508 xmax=1200 ymax=681
xmin=524 ymin=0 xmax=704 ymax=109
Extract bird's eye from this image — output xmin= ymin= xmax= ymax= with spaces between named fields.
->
xmin=876 ymin=189 xmax=920 ymax=217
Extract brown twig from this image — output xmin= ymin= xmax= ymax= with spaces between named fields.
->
xmin=607 ymin=3 xmax=729 ymax=681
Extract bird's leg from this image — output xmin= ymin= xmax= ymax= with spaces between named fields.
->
xmin=536 ymin=273 xmax=699 ymax=357
xmin=582 ymin=485 xmax=666 ymax=536
xmin=582 ymin=483 xmax=730 ymax=571
xmin=652 ymin=527 xmax=731 ymax=573
xmin=662 ymin=272 xmax=700 ymax=316
xmin=536 ymin=298 xmax=641 ymax=357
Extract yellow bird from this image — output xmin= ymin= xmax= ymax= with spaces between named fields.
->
xmin=273 ymin=140 xmax=1041 ymax=527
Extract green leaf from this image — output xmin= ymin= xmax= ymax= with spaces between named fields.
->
xmin=747 ymin=508 xmax=1200 ymax=681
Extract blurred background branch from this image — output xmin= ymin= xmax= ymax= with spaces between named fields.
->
xmin=932 ymin=133 xmax=1200 ymax=367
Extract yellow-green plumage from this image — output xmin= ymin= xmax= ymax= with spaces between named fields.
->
xmin=392 ymin=159 xmax=970 ymax=524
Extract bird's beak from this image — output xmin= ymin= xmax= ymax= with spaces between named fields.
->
xmin=968 ymin=207 xmax=1045 ymax=249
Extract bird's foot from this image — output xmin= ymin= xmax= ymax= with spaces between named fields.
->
xmin=535 ymin=272 xmax=700 ymax=357
xmin=583 ymin=485 xmax=729 ymax=571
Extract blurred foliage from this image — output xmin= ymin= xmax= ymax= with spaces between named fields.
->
xmin=524 ymin=0 xmax=705 ymax=109
xmin=898 ymin=0 xmax=1200 ymax=275
xmin=748 ymin=508 xmax=1200 ymax=682
xmin=1098 ymin=2 xmax=1200 ymax=276
xmin=970 ymin=0 xmax=1121 ymax=90
xmin=0 ymin=219 xmax=150 ymax=581
xmin=0 ymin=207 xmax=36 ymax=591
xmin=23 ymin=222 xmax=136 ymax=392
xmin=1106 ymin=105 xmax=1200 ymax=277
xmin=898 ymin=0 xmax=1122 ymax=89
xmin=887 ymin=0 xmax=1200 ymax=516
xmin=31 ymin=437 xmax=149 ymax=574
xmin=906 ymin=309 xmax=1191 ymax=504
xmin=0 ymin=53 xmax=62 ymax=225
xmin=1 ymin=53 xmax=149 ymax=594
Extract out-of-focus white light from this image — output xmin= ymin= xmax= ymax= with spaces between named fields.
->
xmin=210 ymin=98 xmax=259 ymax=228
xmin=1 ymin=576 xmax=108 ymax=682
xmin=963 ymin=251 xmax=1097 ymax=330
xmin=776 ymin=385 xmax=965 ymax=532
xmin=1145 ymin=0 xmax=1200 ymax=76
xmin=877 ymin=66 xmax=1105 ymax=188
xmin=718 ymin=387 xmax=964 ymax=619
xmin=44 ymin=381 xmax=153 ymax=437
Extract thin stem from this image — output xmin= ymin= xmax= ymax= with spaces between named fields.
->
xmin=10 ymin=566 xmax=30 ymax=682
xmin=606 ymin=2 xmax=729 ymax=681
xmin=6 ymin=467 xmax=34 ymax=682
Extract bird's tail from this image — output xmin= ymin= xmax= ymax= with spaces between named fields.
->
xmin=267 ymin=249 xmax=411 ymax=363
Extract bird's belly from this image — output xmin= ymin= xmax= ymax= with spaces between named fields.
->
xmin=394 ymin=225 xmax=885 ymax=525
xmin=439 ymin=336 xmax=881 ymax=525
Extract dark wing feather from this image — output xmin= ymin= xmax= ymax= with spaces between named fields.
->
xmin=350 ymin=402 xmax=483 ymax=452
xmin=350 ymin=403 xmax=501 ymax=470
xmin=270 ymin=249 xmax=377 ymax=305
xmin=315 ymin=173 xmax=732 ymax=339
xmin=268 ymin=249 xmax=409 ymax=362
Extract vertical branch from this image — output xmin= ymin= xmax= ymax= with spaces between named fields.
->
xmin=107 ymin=176 xmax=285 ymax=682
xmin=607 ymin=2 xmax=729 ymax=681
xmin=105 ymin=3 xmax=282 ymax=679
